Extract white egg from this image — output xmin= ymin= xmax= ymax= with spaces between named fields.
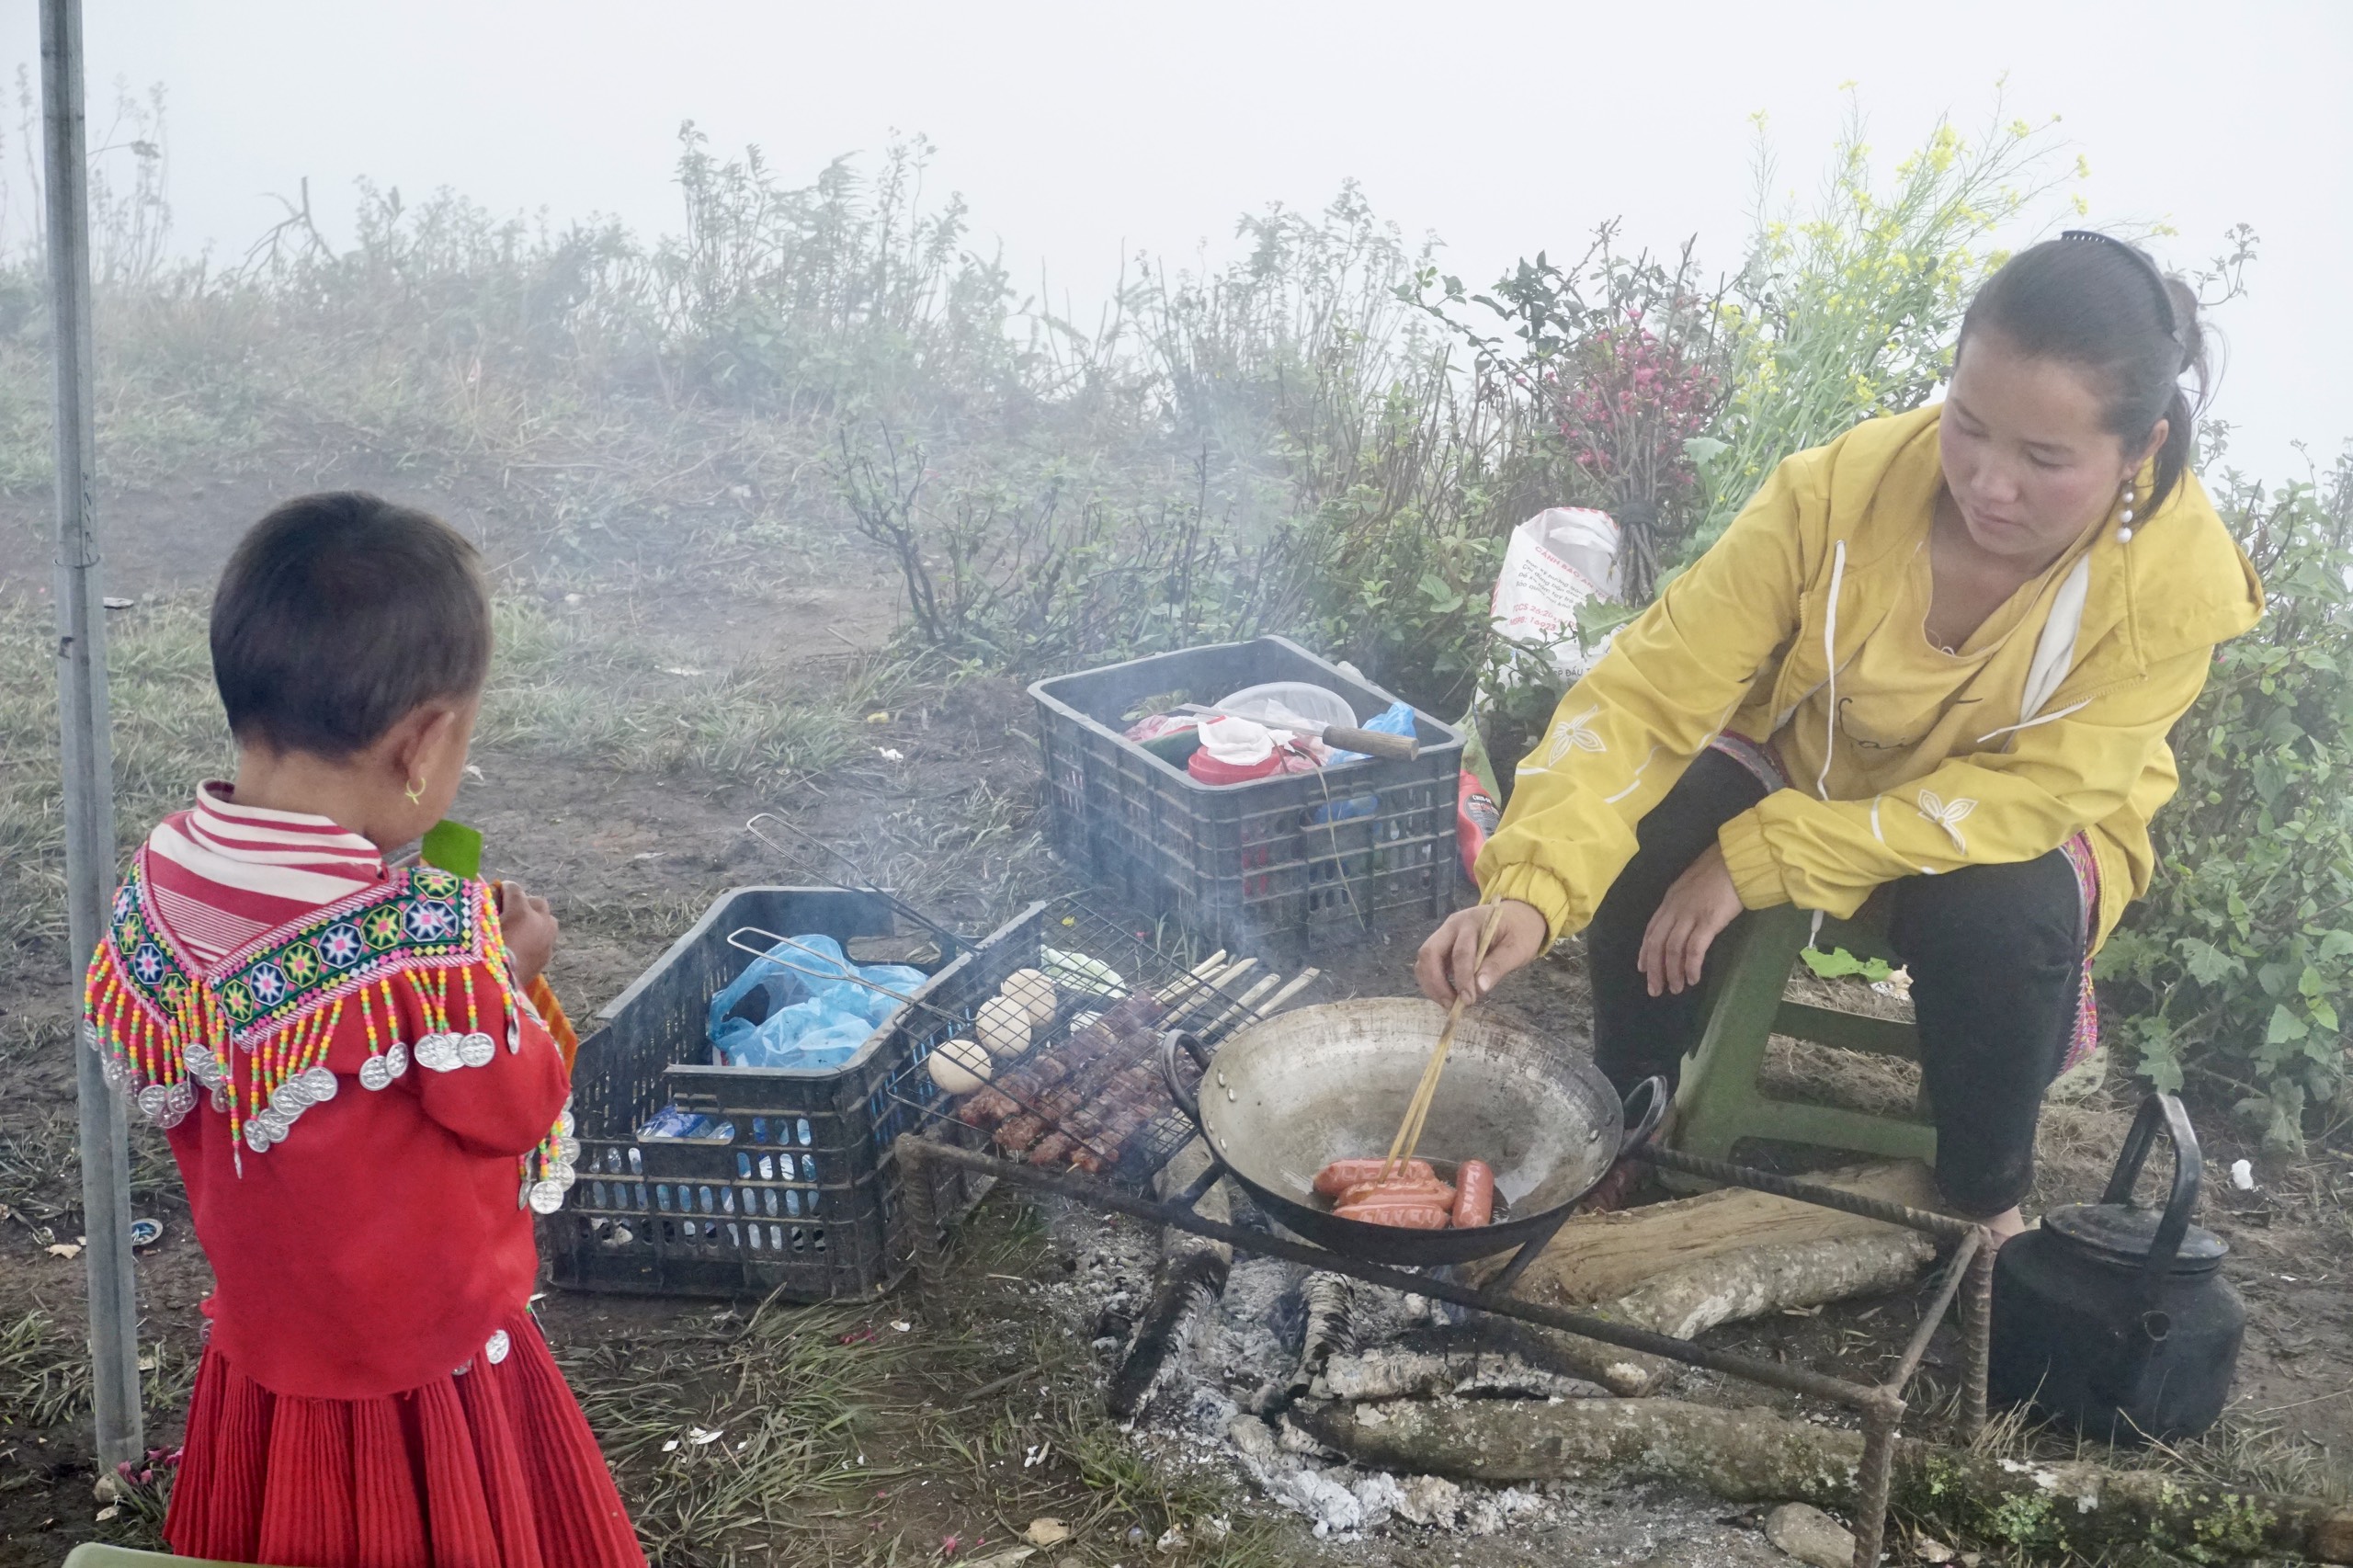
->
xmin=926 ymin=1038 xmax=995 ymax=1095
xmin=1000 ymin=968 xmax=1058 ymax=1026
xmin=975 ymin=995 xmax=1033 ymax=1058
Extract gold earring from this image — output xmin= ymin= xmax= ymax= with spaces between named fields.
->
xmin=404 ymin=777 xmax=425 ymax=804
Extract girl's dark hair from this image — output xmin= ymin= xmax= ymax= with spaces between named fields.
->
xmin=211 ymin=492 xmax=492 ymax=757
xmin=1958 ymin=231 xmax=2208 ymax=515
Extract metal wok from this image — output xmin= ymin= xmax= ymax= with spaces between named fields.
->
xmin=1162 ymin=997 xmax=1662 ymax=1267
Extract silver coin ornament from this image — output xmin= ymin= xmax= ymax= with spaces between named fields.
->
xmin=359 ymin=1054 xmax=393 ymax=1091
xmin=459 ymin=1031 xmax=497 ymax=1069
xmin=270 ymin=1078 xmax=313 ymax=1114
xmin=255 ymin=1107 xmax=293 ymax=1141
xmin=301 ymin=1064 xmax=338 ymax=1100
xmin=528 ymin=1178 xmax=568 ymax=1214
xmin=557 ymin=1109 xmax=575 ymax=1137
xmin=414 ymin=1033 xmax=462 ymax=1073
xmin=210 ymin=1085 xmax=233 ymax=1114
xmin=136 ymin=1083 xmax=171 ymax=1119
xmin=102 ymin=1057 xmax=129 ymax=1088
xmin=243 ymin=1119 xmax=274 ymax=1153
xmin=556 ymin=1135 xmax=582 ymax=1163
xmin=485 ymin=1329 xmax=511 ymax=1365
xmin=385 ymin=1040 xmax=410 ymax=1078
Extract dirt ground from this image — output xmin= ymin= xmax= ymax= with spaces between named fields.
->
xmin=5 ymin=460 xmax=2353 ymax=1567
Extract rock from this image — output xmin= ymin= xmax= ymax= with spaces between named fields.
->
xmin=1911 ymin=1532 xmax=1955 ymax=1562
xmin=1765 ymin=1502 xmax=1856 ymax=1568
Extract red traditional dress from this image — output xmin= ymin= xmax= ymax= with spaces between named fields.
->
xmin=85 ymin=783 xmax=644 ymax=1568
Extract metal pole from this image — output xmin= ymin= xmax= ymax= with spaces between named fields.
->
xmin=41 ymin=0 xmax=143 ymax=1475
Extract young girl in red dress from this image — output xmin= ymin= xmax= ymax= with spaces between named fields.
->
xmin=85 ymin=493 xmax=645 ymax=1567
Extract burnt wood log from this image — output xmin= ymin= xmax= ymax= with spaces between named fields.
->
xmin=1108 ymin=1136 xmax=1232 ymax=1418
xmin=1296 ymin=1396 xmax=2353 ymax=1564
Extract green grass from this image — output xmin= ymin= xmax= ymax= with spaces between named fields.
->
xmin=0 ymin=589 xmax=882 ymax=972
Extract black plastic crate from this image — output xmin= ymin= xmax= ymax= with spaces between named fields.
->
xmin=1029 ymin=635 xmax=1464 ymax=953
xmin=542 ymin=886 xmax=994 ymax=1302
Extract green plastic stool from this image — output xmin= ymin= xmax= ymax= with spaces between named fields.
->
xmin=63 ymin=1545 xmax=246 ymax=1567
xmin=1668 ymin=903 xmax=1938 ymax=1168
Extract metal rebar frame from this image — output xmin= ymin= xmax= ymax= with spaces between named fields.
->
xmin=897 ymin=1134 xmax=1992 ymax=1568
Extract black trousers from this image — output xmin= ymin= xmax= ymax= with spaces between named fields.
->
xmin=1586 ymin=749 xmax=2084 ymax=1218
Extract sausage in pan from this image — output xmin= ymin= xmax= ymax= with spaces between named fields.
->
xmin=1333 ymin=1199 xmax=1452 ymax=1229
xmin=1451 ymin=1159 xmax=1495 ymax=1228
xmin=1313 ymin=1158 xmax=1433 ymax=1198
xmin=1336 ymin=1177 xmax=1455 ymax=1211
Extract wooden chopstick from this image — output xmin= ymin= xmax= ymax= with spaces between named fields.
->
xmin=1381 ymin=901 xmax=1508 ymax=1179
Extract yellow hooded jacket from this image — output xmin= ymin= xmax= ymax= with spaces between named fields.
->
xmin=1476 ymin=404 xmax=2265 ymax=949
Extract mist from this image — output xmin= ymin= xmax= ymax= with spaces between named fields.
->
xmin=17 ymin=0 xmax=2349 ymax=483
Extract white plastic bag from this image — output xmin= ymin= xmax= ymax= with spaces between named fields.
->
xmin=1489 ymin=506 xmax=1623 ymax=681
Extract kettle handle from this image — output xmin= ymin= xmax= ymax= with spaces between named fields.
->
xmin=2097 ymin=1092 xmax=2202 ymax=1292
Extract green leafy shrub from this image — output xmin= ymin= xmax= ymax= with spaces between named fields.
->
xmin=2097 ymin=456 xmax=2353 ymax=1153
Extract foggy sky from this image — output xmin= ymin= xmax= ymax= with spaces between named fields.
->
xmin=15 ymin=0 xmax=2348 ymax=487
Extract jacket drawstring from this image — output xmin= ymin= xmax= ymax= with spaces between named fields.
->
xmin=1815 ymin=540 xmax=1847 ymax=801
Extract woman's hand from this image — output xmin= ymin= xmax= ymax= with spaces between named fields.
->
xmin=499 ymin=881 xmax=559 ymax=990
xmin=1415 ymin=899 xmax=1549 ymax=1006
xmin=1637 ymin=843 xmax=1744 ymax=996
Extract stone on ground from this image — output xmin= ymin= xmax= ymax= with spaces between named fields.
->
xmin=1764 ymin=1502 xmax=1856 ymax=1568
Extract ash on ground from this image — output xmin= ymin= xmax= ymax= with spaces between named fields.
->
xmin=1026 ymin=1193 xmax=1790 ymax=1566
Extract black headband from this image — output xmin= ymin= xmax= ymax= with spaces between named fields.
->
xmin=2059 ymin=228 xmax=2186 ymax=351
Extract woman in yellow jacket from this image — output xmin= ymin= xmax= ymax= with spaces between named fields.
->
xmin=1418 ymin=233 xmax=2263 ymax=1242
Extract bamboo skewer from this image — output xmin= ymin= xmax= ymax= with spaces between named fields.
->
xmin=1382 ymin=901 xmax=1508 ymax=1180
xmin=1200 ymin=972 xmax=1282 ymax=1037
xmin=1256 ymin=968 xmax=1320 ymax=1016
xmin=1152 ymin=950 xmax=1231 ymax=1019
xmin=1167 ymin=958 xmax=1257 ymax=1027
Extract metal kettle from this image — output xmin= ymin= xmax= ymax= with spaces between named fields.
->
xmin=1989 ymin=1093 xmax=2245 ymax=1444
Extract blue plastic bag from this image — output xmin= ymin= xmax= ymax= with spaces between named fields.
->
xmin=707 ymin=934 xmax=844 ymax=1041
xmin=708 ymin=936 xmax=930 ymax=1067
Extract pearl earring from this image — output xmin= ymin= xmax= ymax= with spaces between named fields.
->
xmin=2117 ymin=480 xmax=2136 ymax=543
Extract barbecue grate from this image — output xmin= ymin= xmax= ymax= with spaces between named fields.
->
xmin=889 ymin=898 xmax=1318 ymax=1187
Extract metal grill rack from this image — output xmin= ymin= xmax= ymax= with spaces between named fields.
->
xmin=877 ymin=898 xmax=1320 ymax=1188
xmin=896 ymin=1135 xmax=1992 ymax=1568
